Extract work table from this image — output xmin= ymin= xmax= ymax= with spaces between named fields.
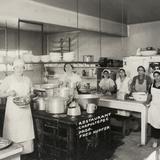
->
xmin=99 ymin=97 xmax=148 ymax=145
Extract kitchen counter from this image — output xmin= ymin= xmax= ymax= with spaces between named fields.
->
xmin=0 ymin=143 xmax=23 ymax=160
xmin=99 ymin=97 xmax=148 ymax=145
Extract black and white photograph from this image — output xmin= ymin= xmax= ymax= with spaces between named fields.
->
xmin=0 ymin=0 xmax=160 ymax=160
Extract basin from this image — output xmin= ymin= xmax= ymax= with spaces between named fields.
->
xmin=75 ymin=94 xmax=100 ymax=110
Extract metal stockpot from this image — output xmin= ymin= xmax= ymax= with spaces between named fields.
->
xmin=47 ymin=96 xmax=65 ymax=114
xmin=36 ymin=97 xmax=46 ymax=110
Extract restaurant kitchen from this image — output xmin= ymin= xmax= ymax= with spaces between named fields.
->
xmin=1 ymin=0 xmax=160 ymax=160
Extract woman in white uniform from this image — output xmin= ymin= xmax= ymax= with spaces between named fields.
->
xmin=116 ymin=68 xmax=131 ymax=116
xmin=99 ymin=69 xmax=116 ymax=95
xmin=59 ymin=63 xmax=81 ymax=89
xmin=0 ymin=59 xmax=35 ymax=154
xmin=147 ymin=70 xmax=160 ymax=148
xmin=59 ymin=63 xmax=82 ymax=103
xmin=116 ymin=68 xmax=131 ymax=99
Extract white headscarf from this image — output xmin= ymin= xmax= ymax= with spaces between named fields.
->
xmin=102 ymin=69 xmax=111 ymax=75
xmin=13 ymin=58 xmax=25 ymax=68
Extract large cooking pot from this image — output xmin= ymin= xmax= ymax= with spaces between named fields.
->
xmin=47 ymin=96 xmax=65 ymax=114
xmin=75 ymin=94 xmax=100 ymax=110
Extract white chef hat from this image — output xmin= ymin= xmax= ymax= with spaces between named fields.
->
xmin=13 ymin=58 xmax=25 ymax=68
xmin=102 ymin=69 xmax=111 ymax=75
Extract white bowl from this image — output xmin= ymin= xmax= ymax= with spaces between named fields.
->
xmin=31 ymin=55 xmax=41 ymax=63
xmin=40 ymin=55 xmax=50 ymax=63
xmin=132 ymin=92 xmax=147 ymax=102
xmin=23 ymin=54 xmax=32 ymax=63
xmin=140 ymin=50 xmax=157 ymax=56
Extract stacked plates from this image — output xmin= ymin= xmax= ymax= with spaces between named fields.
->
xmin=63 ymin=52 xmax=75 ymax=61
xmin=23 ymin=54 xmax=32 ymax=63
xmin=31 ymin=55 xmax=41 ymax=63
xmin=140 ymin=50 xmax=157 ymax=56
xmin=40 ymin=55 xmax=50 ymax=62
xmin=49 ymin=52 xmax=61 ymax=62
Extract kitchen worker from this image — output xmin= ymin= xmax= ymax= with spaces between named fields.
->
xmin=58 ymin=63 xmax=82 ymax=102
xmin=130 ymin=65 xmax=152 ymax=94
xmin=59 ymin=63 xmax=81 ymax=89
xmin=99 ymin=69 xmax=116 ymax=95
xmin=0 ymin=58 xmax=35 ymax=155
xmin=116 ymin=68 xmax=131 ymax=116
xmin=116 ymin=68 xmax=131 ymax=99
xmin=130 ymin=66 xmax=152 ymax=131
xmin=147 ymin=70 xmax=160 ymax=148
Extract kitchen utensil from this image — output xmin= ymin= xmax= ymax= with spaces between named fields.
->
xmin=13 ymin=96 xmax=30 ymax=107
xmin=75 ymin=94 xmax=100 ymax=110
xmin=0 ymin=137 xmax=12 ymax=150
xmin=47 ymin=96 xmax=65 ymax=114
xmin=67 ymin=101 xmax=81 ymax=116
xmin=36 ymin=97 xmax=46 ymax=110
xmin=86 ymin=103 xmax=97 ymax=114
xmin=83 ymin=55 xmax=94 ymax=62
xmin=132 ymin=92 xmax=147 ymax=102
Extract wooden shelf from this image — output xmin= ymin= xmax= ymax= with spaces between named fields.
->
xmin=25 ymin=61 xmax=98 ymax=64
xmin=81 ymin=76 xmax=97 ymax=79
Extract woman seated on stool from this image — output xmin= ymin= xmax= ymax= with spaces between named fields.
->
xmin=99 ymin=69 xmax=116 ymax=96
xmin=146 ymin=70 xmax=160 ymax=148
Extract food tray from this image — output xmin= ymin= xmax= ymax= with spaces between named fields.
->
xmin=0 ymin=137 xmax=12 ymax=150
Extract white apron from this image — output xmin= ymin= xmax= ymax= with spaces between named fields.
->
xmin=148 ymin=86 xmax=160 ymax=129
xmin=2 ymin=75 xmax=35 ymax=143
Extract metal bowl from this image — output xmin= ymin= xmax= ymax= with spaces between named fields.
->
xmin=13 ymin=96 xmax=30 ymax=107
xmin=75 ymin=94 xmax=100 ymax=110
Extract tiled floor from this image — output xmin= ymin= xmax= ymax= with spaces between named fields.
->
xmin=21 ymin=132 xmax=156 ymax=160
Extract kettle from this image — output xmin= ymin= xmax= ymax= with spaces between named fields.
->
xmin=67 ymin=101 xmax=81 ymax=116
